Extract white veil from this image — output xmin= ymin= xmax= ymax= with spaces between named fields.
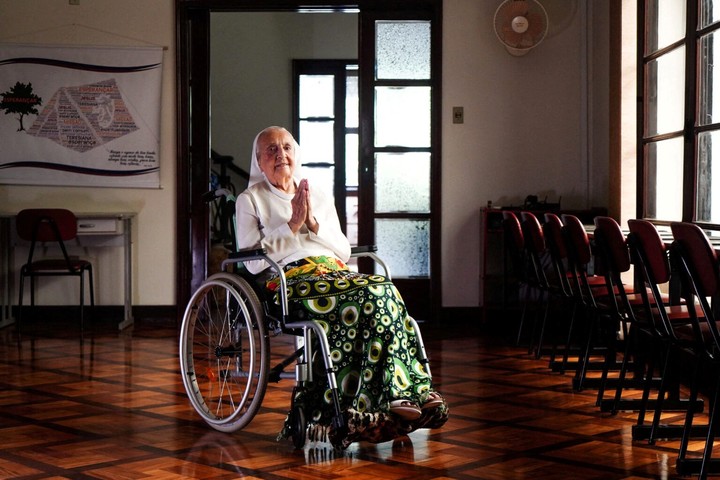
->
xmin=248 ymin=126 xmax=302 ymax=189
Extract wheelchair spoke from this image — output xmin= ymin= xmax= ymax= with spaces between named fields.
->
xmin=180 ymin=276 xmax=269 ymax=432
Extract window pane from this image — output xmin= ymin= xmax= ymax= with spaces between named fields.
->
xmin=302 ymin=164 xmax=335 ymax=204
xmin=645 ymin=0 xmax=686 ymax=54
xmin=299 ymin=121 xmax=334 ymax=165
xmin=696 ymin=130 xmax=720 ymax=222
xmin=375 ymin=86 xmax=431 ymax=147
xmin=376 ymin=21 xmax=431 ymax=80
xmin=346 ymin=193 xmax=358 ymax=246
xmin=699 ymin=31 xmax=720 ymax=126
xmin=345 ymin=133 xmax=358 ymax=187
xmin=645 ymin=138 xmax=683 ymax=220
xmin=645 ymin=46 xmax=685 ymax=136
xmin=299 ymin=75 xmax=334 ymax=118
xmin=346 ymin=68 xmax=358 ymax=128
xmin=375 ymin=219 xmax=429 ymax=277
xmin=375 ymin=153 xmax=430 ymax=213
xmin=699 ymin=0 xmax=720 ymax=29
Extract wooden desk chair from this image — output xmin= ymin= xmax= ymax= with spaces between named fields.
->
xmin=519 ymin=211 xmax=552 ymax=356
xmin=626 ymin=219 xmax=702 ymax=444
xmin=542 ymin=213 xmax=579 ymax=372
xmin=591 ymin=216 xmax=643 ymax=409
xmin=670 ymin=221 xmax=720 ymax=477
xmin=502 ymin=211 xmax=532 ymax=345
xmin=16 ymin=208 xmax=95 ymax=333
xmin=561 ymin=213 xmax=620 ymax=392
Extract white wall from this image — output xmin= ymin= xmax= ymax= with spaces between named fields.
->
xmin=441 ymin=0 xmax=609 ymax=306
xmin=0 ymin=0 xmax=176 ymax=306
xmin=210 ymin=12 xmax=358 ymax=179
xmin=0 ymin=0 xmax=610 ymax=310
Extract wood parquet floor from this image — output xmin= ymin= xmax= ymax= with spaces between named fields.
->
xmin=0 ymin=314 xmax=715 ymax=479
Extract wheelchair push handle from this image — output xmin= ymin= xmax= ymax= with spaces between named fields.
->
xmin=202 ymin=188 xmax=235 ymax=203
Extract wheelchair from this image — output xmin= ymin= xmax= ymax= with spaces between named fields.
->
xmin=179 ymin=189 xmax=433 ymax=449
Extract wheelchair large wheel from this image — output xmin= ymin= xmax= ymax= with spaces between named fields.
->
xmin=179 ymin=273 xmax=269 ymax=432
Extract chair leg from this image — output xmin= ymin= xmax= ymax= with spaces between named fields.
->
xmin=17 ymin=273 xmax=25 ymax=336
xmin=596 ymin=318 xmax=620 ymax=406
xmin=610 ymin=326 xmax=636 ymax=414
xmin=648 ymin=346 xmax=673 ymax=444
xmin=558 ymin=302 xmax=579 ymax=373
xmin=699 ymin=375 xmax=720 ymax=479
xmin=573 ymin=308 xmax=597 ymax=392
xmin=677 ymin=359 xmax=703 ymax=468
xmin=80 ymin=274 xmax=85 ymax=333
xmin=534 ymin=292 xmax=551 ymax=359
xmin=88 ymin=268 xmax=95 ymax=306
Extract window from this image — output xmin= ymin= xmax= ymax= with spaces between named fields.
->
xmin=293 ymin=60 xmax=358 ymax=244
xmin=640 ymin=0 xmax=720 ymax=224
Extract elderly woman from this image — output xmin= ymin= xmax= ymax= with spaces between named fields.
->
xmin=235 ymin=126 xmax=447 ymax=448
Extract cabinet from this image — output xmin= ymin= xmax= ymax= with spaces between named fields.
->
xmin=478 ymin=208 xmax=506 ymax=311
xmin=479 ymin=206 xmax=606 ymax=319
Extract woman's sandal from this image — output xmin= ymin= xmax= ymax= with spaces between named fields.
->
xmin=421 ymin=392 xmax=444 ymax=410
xmin=389 ymin=399 xmax=422 ymax=420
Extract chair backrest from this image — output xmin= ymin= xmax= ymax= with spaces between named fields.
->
xmin=543 ymin=213 xmax=573 ymax=296
xmin=519 ymin=211 xmax=549 ymax=287
xmin=627 ymin=219 xmax=683 ymax=338
xmin=670 ymin=222 xmax=720 ymax=298
xmin=627 ymin=219 xmax=671 ymax=284
xmin=670 ymin=222 xmax=720 ymax=349
xmin=16 ymin=209 xmax=78 ymax=242
xmin=561 ymin=214 xmax=592 ymax=266
xmin=502 ymin=210 xmax=527 ymax=279
xmin=519 ymin=211 xmax=545 ymax=255
xmin=502 ymin=211 xmax=524 ymax=253
xmin=543 ymin=213 xmax=567 ymax=262
xmin=593 ymin=216 xmax=631 ymax=275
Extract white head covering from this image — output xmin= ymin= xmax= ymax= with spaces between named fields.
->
xmin=248 ymin=126 xmax=302 ymax=189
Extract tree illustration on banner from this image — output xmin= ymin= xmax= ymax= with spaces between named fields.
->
xmin=0 ymin=81 xmax=42 ymax=132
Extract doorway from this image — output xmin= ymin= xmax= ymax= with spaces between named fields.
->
xmin=176 ymin=0 xmax=442 ymax=320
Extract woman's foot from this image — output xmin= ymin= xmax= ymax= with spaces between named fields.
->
xmin=421 ymin=392 xmax=444 ymax=410
xmin=389 ymin=399 xmax=421 ymax=420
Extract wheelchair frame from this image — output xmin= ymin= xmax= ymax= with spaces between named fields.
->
xmin=178 ymin=189 xmax=432 ymax=448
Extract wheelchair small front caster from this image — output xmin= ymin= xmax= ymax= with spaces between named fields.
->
xmin=288 ymin=405 xmax=306 ymax=449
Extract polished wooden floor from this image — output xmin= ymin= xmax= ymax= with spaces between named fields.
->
xmin=0 ymin=312 xmax=716 ymax=479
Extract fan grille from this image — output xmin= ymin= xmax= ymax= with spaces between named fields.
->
xmin=494 ymin=0 xmax=548 ymax=53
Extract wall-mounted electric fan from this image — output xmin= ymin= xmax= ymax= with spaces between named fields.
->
xmin=494 ymin=0 xmax=549 ymax=56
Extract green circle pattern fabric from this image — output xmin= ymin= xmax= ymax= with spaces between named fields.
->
xmin=273 ymin=256 xmax=448 ymax=448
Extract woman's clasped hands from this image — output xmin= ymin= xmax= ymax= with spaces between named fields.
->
xmin=288 ymin=178 xmax=319 ymax=234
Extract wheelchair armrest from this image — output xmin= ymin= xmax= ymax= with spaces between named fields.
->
xmin=350 ymin=245 xmax=377 ymax=254
xmin=221 ymin=248 xmax=290 ymax=319
xmin=350 ymin=245 xmax=391 ymax=280
xmin=227 ymin=248 xmax=268 ymax=261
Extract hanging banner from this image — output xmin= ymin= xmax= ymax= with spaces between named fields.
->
xmin=0 ymin=44 xmax=162 ymax=188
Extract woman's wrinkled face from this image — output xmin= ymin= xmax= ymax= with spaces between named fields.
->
xmin=256 ymin=128 xmax=297 ymax=189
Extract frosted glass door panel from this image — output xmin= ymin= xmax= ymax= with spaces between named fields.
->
xmin=375 ymin=153 xmax=430 ymax=213
xmin=375 ymin=87 xmax=431 ymax=147
xmin=299 ymin=75 xmax=334 ymax=117
xmin=376 ymin=21 xmax=431 ymax=80
xmin=375 ymin=219 xmax=429 ymax=277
